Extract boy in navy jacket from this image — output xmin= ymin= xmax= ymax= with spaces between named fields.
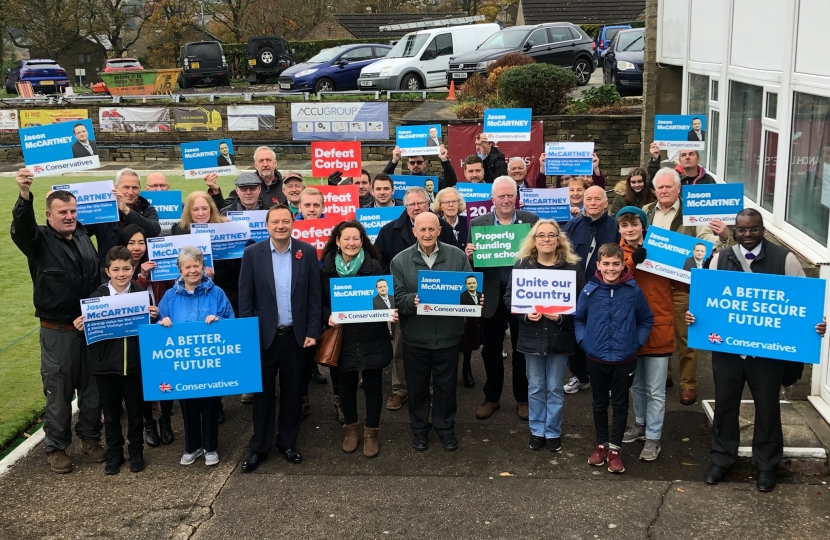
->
xmin=574 ymin=243 xmax=653 ymax=474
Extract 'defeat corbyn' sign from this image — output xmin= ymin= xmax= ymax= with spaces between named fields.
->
xmin=311 ymin=141 xmax=362 ymax=177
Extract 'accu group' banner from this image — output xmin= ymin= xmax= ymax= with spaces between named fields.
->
xmin=291 ymin=102 xmax=389 ymax=141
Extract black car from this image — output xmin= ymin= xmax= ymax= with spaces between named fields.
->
xmin=247 ymin=35 xmax=295 ymax=84
xmin=601 ymin=28 xmax=644 ymax=94
xmin=447 ymin=22 xmax=597 ymax=86
xmin=178 ymin=41 xmax=229 ymax=89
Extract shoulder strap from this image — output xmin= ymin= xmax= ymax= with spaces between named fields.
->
xmin=731 ymin=244 xmax=753 ymax=273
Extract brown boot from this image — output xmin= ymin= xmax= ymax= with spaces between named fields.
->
xmin=48 ymin=449 xmax=74 ymax=474
xmin=81 ymin=439 xmax=107 ymax=463
xmin=342 ymin=422 xmax=360 ymax=453
xmin=363 ymin=427 xmax=379 ymax=458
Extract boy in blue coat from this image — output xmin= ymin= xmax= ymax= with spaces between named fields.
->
xmin=574 ymin=243 xmax=653 ymax=473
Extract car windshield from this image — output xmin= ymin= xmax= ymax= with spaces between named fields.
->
xmin=605 ymin=28 xmax=625 ymax=42
xmin=188 ymin=43 xmax=221 ymax=59
xmin=109 ymin=60 xmax=140 ymax=68
xmin=386 ymin=34 xmax=430 ymax=58
xmin=619 ymin=31 xmax=645 ymax=52
xmin=308 ymin=46 xmax=349 ymax=63
xmin=478 ymin=28 xmax=529 ymax=49
xmin=26 ymin=61 xmax=59 ymax=67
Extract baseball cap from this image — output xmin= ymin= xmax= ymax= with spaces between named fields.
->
xmin=283 ymin=171 xmax=304 ymax=184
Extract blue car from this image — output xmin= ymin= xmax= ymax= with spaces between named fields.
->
xmin=278 ymin=44 xmax=391 ymax=93
xmin=601 ymin=28 xmax=644 ymax=94
xmin=5 ymin=59 xmax=70 ymax=94
xmin=594 ymin=24 xmax=631 ymax=67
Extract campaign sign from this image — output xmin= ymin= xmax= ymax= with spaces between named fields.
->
xmin=654 ymin=114 xmax=707 ymax=150
xmin=291 ymin=102 xmax=389 ymax=141
xmin=396 ymin=124 xmax=442 ymax=156
xmin=357 ymin=206 xmax=403 ymax=243
xmin=141 ymin=190 xmax=182 ymax=234
xmin=191 ymin=221 xmax=251 ymax=260
xmin=544 ymin=142 xmax=594 ymax=175
xmin=510 ymin=269 xmax=577 ymax=315
xmin=688 ymin=269 xmax=825 ymax=364
xmin=682 ymin=183 xmax=744 ymax=225
xmin=465 ymin=200 xmax=495 ymax=222
xmin=417 ymin=270 xmax=484 ymax=317
xmin=81 ymin=291 xmax=151 ymax=345
xmin=21 ymin=118 xmax=100 ymax=177
xmin=311 ymin=141 xmax=362 ymax=177
xmin=390 ymin=174 xmax=437 ymax=200
xmin=471 ymin=224 xmax=531 ymax=268
xmin=291 ymin=216 xmax=340 ymax=259
xmin=636 ymin=228 xmax=713 ymax=284
xmin=147 ymin=234 xmax=213 ymax=281
xmin=331 ymin=275 xmax=395 ymax=323
xmin=317 ymin=184 xmax=359 ymax=221
xmin=52 ymin=180 xmax=118 ymax=225
xmin=483 ymin=108 xmax=532 ymax=141
xmin=139 ymin=317 xmax=263 ymax=400
xmin=227 ymin=210 xmax=269 ymax=242
xmin=456 ymin=183 xmax=492 ymax=203
xmin=520 ymin=187 xmax=570 ymax=221
xmin=181 ymin=139 xmax=236 ymax=178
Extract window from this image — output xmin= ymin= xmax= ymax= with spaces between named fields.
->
xmin=373 ymin=47 xmax=390 ymax=58
xmin=527 ymin=28 xmax=548 ymax=47
xmin=549 ymin=26 xmax=571 ymax=43
xmin=711 ymin=80 xmax=719 ymax=102
xmin=688 ymin=73 xmax=709 ymax=165
xmin=709 ymin=110 xmax=720 ymax=174
xmin=765 ymin=92 xmax=778 ymax=120
xmin=434 ymin=33 xmax=453 ymax=57
xmin=341 ymin=47 xmax=373 ymax=61
xmin=786 ymin=92 xmax=830 ymax=245
xmin=85 ymin=54 xmax=91 ymax=64
xmin=725 ymin=81 xmax=764 ymax=201
xmin=761 ymin=131 xmax=778 ymax=212
xmin=77 ymin=54 xmax=85 ymax=64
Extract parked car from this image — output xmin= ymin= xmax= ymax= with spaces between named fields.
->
xmin=178 ymin=41 xmax=229 ymax=89
xmin=594 ymin=24 xmax=631 ymax=67
xmin=447 ymin=22 xmax=597 ymax=87
xmin=101 ymin=58 xmax=143 ymax=72
xmin=5 ymin=59 xmax=70 ymax=94
xmin=602 ymin=28 xmax=644 ymax=94
xmin=279 ymin=44 xmax=391 ymax=93
xmin=247 ymin=36 xmax=294 ymax=84
xmin=358 ymin=23 xmax=500 ymax=90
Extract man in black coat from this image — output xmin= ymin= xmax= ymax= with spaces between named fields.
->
xmin=372 ymin=278 xmax=394 ymax=309
xmin=475 ymin=133 xmax=507 ymax=184
xmin=70 ymin=123 xmax=98 ymax=158
xmin=459 ymin=275 xmax=482 ymax=305
xmin=205 ymin=146 xmax=286 ymax=211
xmin=217 ymin=141 xmax=234 ymax=166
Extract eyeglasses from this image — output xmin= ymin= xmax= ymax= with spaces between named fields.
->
xmin=408 ymin=160 xmax=424 ymax=165
xmin=441 ymin=200 xmax=459 ymax=205
xmin=735 ymin=226 xmax=762 ymax=234
xmin=237 ymin=185 xmax=259 ymax=192
xmin=405 ymin=201 xmax=429 ymax=209
xmin=534 ymin=233 xmax=559 ymax=240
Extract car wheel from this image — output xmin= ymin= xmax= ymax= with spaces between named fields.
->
xmin=401 ymin=74 xmax=422 ymax=91
xmin=573 ymin=58 xmax=591 ymax=86
xmin=178 ymin=74 xmax=189 ymax=90
xmin=314 ymin=78 xmax=335 ymax=93
xmin=259 ymin=48 xmax=276 ymax=67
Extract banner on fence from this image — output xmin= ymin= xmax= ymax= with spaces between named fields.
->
xmin=291 ymin=102 xmax=389 ymax=140
xmin=228 ymin=105 xmax=276 ymax=131
xmin=99 ymin=107 xmax=170 ymax=133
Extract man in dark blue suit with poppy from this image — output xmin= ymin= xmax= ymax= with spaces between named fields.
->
xmin=238 ymin=204 xmax=321 ymax=471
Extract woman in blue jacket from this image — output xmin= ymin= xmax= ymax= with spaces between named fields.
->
xmin=157 ymin=245 xmax=234 ymax=466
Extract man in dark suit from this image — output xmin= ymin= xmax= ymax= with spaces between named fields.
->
xmin=238 ymin=204 xmax=321 ymax=472
xmin=459 ymin=275 xmax=482 ymax=305
xmin=217 ymin=142 xmax=234 ymax=166
xmin=71 ymin=123 xmax=98 ymax=158
xmin=683 ymin=243 xmax=708 ymax=270
xmin=687 ymin=117 xmax=705 ymax=142
xmin=426 ymin=126 xmax=440 ymax=147
xmin=372 ymin=278 xmax=394 ymax=310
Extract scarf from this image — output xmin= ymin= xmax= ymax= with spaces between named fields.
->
xmin=335 ymin=249 xmax=364 ymax=277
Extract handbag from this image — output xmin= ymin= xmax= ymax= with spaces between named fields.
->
xmin=315 ymin=325 xmax=343 ymax=368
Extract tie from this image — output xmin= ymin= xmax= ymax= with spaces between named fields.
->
xmin=745 ymin=253 xmax=755 ymax=260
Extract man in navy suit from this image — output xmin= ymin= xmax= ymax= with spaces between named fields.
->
xmin=238 ymin=204 xmax=322 ymax=471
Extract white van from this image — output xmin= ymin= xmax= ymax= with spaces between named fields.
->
xmin=358 ymin=23 xmax=500 ymax=91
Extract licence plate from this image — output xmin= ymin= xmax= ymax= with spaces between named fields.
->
xmin=191 ymin=61 xmax=200 ymax=69
xmin=248 ymin=59 xmax=256 ymax=66
xmin=279 ymin=83 xmax=291 ymax=89
xmin=40 ymin=80 xmax=54 ymax=85
xmin=359 ymin=80 xmax=373 ymax=86
xmin=452 ymin=72 xmax=468 ymax=79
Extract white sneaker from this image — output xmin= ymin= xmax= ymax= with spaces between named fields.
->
xmin=180 ymin=448 xmax=204 ymax=465
xmin=204 ymin=451 xmax=220 ymax=466
xmin=502 ymin=349 xmax=508 ymax=358
xmin=563 ymin=376 xmax=590 ymax=394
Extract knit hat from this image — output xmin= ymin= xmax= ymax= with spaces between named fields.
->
xmin=234 ymin=172 xmax=261 ymax=187
xmin=616 ymin=206 xmax=648 ymax=229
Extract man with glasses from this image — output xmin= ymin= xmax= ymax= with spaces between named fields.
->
xmin=206 ymin=146 xmax=287 ymax=212
xmin=475 ymin=133 xmax=507 ymax=184
xmin=219 ymin=173 xmax=264 ymax=215
xmin=144 ymin=172 xmax=170 ymax=191
xmin=465 ymin=176 xmax=539 ymax=421
xmin=382 ymin=144 xmax=458 ymax=193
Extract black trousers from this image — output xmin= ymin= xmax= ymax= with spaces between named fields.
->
xmin=586 ymin=358 xmax=637 ymax=447
xmin=340 ymin=368 xmax=383 ymax=428
xmin=300 ymin=345 xmax=316 ymax=398
xmin=568 ymin=345 xmax=590 ymax=383
xmin=249 ymin=332 xmax=302 ymax=453
xmin=95 ymin=373 xmax=144 ymax=458
xmin=710 ymin=352 xmax=785 ymax=471
xmin=142 ymin=400 xmax=173 ymax=426
xmin=480 ymin=283 xmax=527 ymax=403
xmin=180 ymin=397 xmax=220 ymax=453
xmin=403 ymin=342 xmax=460 ymax=436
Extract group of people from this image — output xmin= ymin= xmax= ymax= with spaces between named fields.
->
xmin=11 ymin=138 xmax=824 ymax=492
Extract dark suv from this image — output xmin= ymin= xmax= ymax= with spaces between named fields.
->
xmin=178 ymin=41 xmax=229 ymax=89
xmin=247 ymin=36 xmax=294 ymax=84
xmin=447 ymin=22 xmax=597 ymax=86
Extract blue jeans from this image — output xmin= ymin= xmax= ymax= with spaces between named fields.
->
xmin=525 ymin=354 xmax=568 ymax=438
xmin=632 ymin=355 xmax=669 ymax=440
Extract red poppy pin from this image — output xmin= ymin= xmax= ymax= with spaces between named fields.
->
xmin=295 ymin=250 xmax=303 ymax=260
xmin=272 ymin=197 xmax=278 ymax=204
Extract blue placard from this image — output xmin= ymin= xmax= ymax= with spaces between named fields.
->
xmin=291 ymin=102 xmax=389 ymax=141
xmin=390 ymin=174 xmax=437 ymax=201
xmin=191 ymin=221 xmax=251 ymax=260
xmin=181 ymin=139 xmax=236 ymax=178
xmin=520 ymin=187 xmax=571 ymax=220
xmin=654 ymin=114 xmax=707 ymax=150
xmin=141 ymin=190 xmax=182 ymax=233
xmin=146 ymin=234 xmax=214 ymax=281
xmin=396 ymin=124 xmax=441 ymax=156
xmin=81 ymin=291 xmax=151 ymax=345
xmin=682 ymin=183 xmax=744 ymax=226
xmin=20 ymin=118 xmax=100 ymax=177
xmin=482 ymin=108 xmax=532 ymax=141
xmin=227 ymin=210 xmax=269 ymax=242
xmin=688 ymin=269 xmax=825 ymax=364
xmin=356 ymin=206 xmax=403 ymax=243
xmin=416 ymin=270 xmax=484 ymax=317
xmin=544 ymin=142 xmax=594 ymax=175
xmin=52 ymin=180 xmax=119 ymax=225
xmin=456 ymin=182 xmax=492 ymax=202
xmin=139 ymin=318 xmax=263 ymax=400
xmin=636 ymin=228 xmax=713 ymax=284
xmin=330 ymin=275 xmax=395 ymax=323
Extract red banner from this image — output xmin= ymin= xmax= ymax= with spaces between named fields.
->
xmin=311 ymin=141 xmax=362 ymax=177
xmin=292 ymin=217 xmax=341 ymax=259
xmin=315 ymin=185 xmax=358 ymax=221
xmin=448 ymin=122 xmax=545 ymax=187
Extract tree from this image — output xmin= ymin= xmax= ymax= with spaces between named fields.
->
xmin=144 ymin=0 xmax=199 ymax=67
xmin=82 ymin=0 xmax=156 ymax=58
xmin=209 ymin=0 xmax=257 ymax=42
xmin=5 ymin=0 xmax=83 ymax=59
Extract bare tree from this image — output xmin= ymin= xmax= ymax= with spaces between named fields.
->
xmin=82 ymin=0 xmax=156 ymax=58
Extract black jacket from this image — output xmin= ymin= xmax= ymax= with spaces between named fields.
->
xmin=373 ymin=209 xmax=459 ymax=272
xmin=86 ymin=282 xmax=150 ymax=376
xmin=11 ymin=194 xmax=100 ymax=323
xmin=562 ymin=212 xmax=621 ymax=276
xmin=215 ymin=171 xmax=286 ymax=211
xmin=646 ymin=159 xmax=716 ymax=187
xmin=381 ymin=158 xmax=458 ymax=192
xmin=483 ymin=146 xmax=508 ymax=184
xmin=320 ymin=252 xmax=393 ymax=373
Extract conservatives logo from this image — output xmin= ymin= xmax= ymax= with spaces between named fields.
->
xmin=708 ymin=333 xmax=723 ymax=344
xmin=644 ymin=261 xmax=654 ymax=268
xmin=688 ymin=216 xmax=698 ymax=223
xmin=33 ymin=165 xmax=44 ymax=173
xmin=421 ymin=305 xmax=432 ymax=312
xmin=159 ymin=382 xmax=173 ymax=393
xmin=338 ymin=313 xmax=347 ymax=320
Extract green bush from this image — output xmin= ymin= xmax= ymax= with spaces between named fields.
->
xmin=497 ymin=64 xmax=577 ymax=115
xmin=581 ymin=84 xmax=623 ymax=108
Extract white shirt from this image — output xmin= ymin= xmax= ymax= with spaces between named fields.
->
xmin=107 ymin=282 xmax=130 ymax=296
xmin=417 ymin=243 xmax=439 ymax=269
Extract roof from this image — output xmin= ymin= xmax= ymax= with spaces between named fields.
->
xmin=519 ymin=0 xmax=645 ymax=25
xmin=333 ymin=13 xmax=468 ymax=39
